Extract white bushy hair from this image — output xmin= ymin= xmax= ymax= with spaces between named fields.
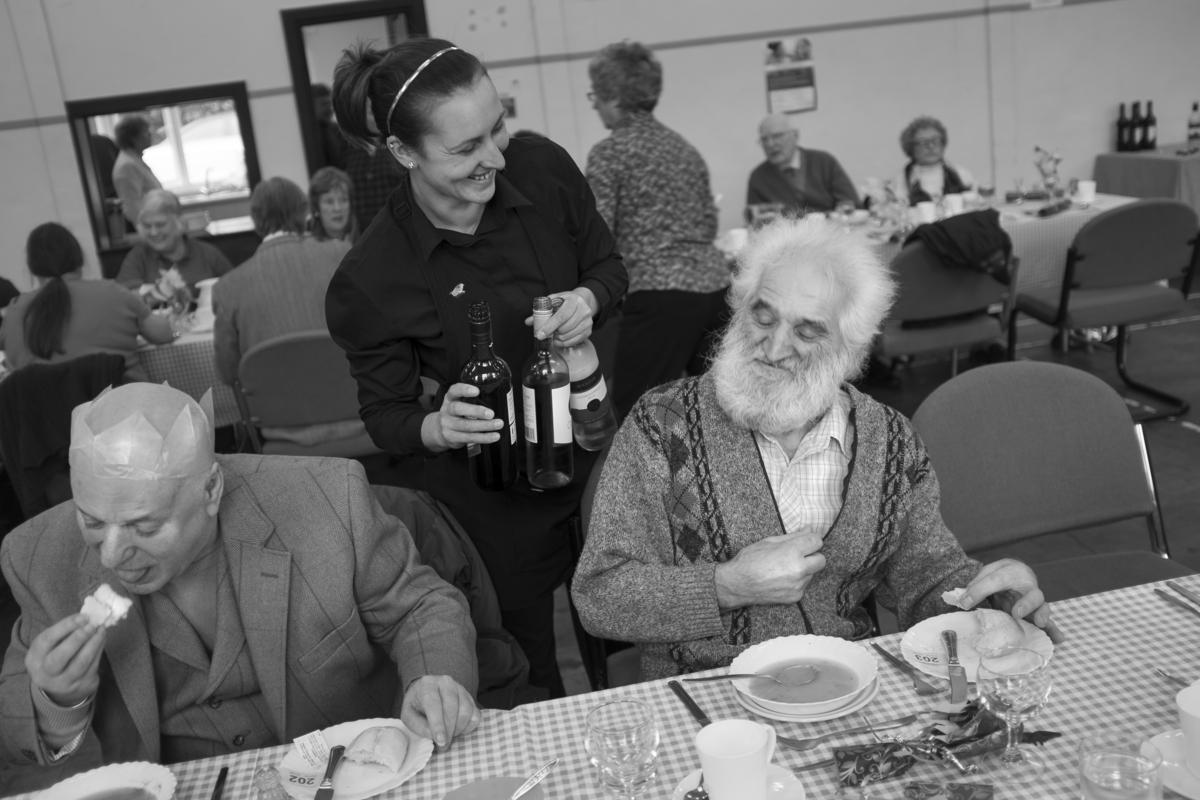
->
xmin=729 ymin=216 xmax=896 ymax=358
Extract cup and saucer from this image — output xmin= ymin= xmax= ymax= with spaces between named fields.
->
xmin=1145 ymin=731 xmax=1200 ymax=799
xmin=671 ymin=765 xmax=805 ymax=800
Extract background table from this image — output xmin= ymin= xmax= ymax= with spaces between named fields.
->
xmin=17 ymin=576 xmax=1194 ymax=799
xmin=995 ymin=192 xmax=1136 ymax=293
xmin=135 ymin=329 xmax=240 ymax=428
xmin=1094 ymin=145 xmax=1200 ymax=217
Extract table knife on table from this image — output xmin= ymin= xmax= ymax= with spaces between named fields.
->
xmin=1168 ymin=581 xmax=1200 ymax=609
xmin=667 ymin=680 xmax=712 ymax=728
xmin=942 ymin=630 xmax=968 ymax=703
xmin=314 ymin=744 xmax=345 ymax=800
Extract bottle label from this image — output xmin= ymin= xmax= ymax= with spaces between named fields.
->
xmin=505 ymin=388 xmax=517 ymax=444
xmin=522 ymin=384 xmax=571 ymax=444
xmin=569 ymin=372 xmax=608 ymax=412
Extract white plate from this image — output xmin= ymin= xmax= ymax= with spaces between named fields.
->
xmin=280 ymin=718 xmax=434 ymax=800
xmin=672 ymin=764 xmax=806 ymax=799
xmin=1148 ymin=730 xmax=1200 ymax=799
xmin=733 ymin=676 xmax=881 ymax=723
xmin=900 ymin=611 xmax=1053 ymax=682
xmin=37 ymin=761 xmax=176 ymax=800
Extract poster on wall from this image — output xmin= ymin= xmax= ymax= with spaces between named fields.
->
xmin=764 ymin=37 xmax=816 ymax=114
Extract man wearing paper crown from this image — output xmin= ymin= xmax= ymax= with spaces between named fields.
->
xmin=0 ymin=382 xmax=479 ymax=775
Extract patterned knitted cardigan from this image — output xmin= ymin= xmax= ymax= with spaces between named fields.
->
xmin=571 ymin=374 xmax=980 ymax=680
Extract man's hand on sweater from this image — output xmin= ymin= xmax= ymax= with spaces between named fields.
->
xmin=714 ymin=532 xmax=826 ymax=610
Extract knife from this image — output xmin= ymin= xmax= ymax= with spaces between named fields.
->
xmin=942 ymin=630 xmax=968 ymax=703
xmin=314 ymin=744 xmax=345 ymax=800
xmin=1167 ymin=581 xmax=1200 ymax=609
xmin=209 ymin=766 xmax=228 ymax=800
xmin=1156 ymin=587 xmax=1200 ymax=620
xmin=668 ymin=680 xmax=712 ymax=727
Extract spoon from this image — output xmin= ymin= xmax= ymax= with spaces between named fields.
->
xmin=682 ymin=772 xmax=707 ymax=800
xmin=509 ymin=758 xmax=557 ymax=800
xmin=682 ymin=664 xmax=820 ymax=687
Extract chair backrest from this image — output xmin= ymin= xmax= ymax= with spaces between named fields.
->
xmin=888 ymin=241 xmax=1008 ymax=323
xmin=911 ymin=361 xmax=1160 ymax=553
xmin=236 ymin=331 xmax=359 ymax=427
xmin=1069 ymin=198 xmax=1199 ymax=289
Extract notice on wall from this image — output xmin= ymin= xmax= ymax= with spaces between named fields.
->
xmin=764 ymin=37 xmax=817 ymax=114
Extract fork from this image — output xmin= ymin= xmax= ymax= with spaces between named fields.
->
xmin=1155 ymin=666 xmax=1191 ymax=689
xmin=775 ymin=713 xmax=921 ymax=751
xmin=870 ymin=643 xmax=943 ymax=696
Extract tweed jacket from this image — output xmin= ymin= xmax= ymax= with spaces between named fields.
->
xmin=0 ymin=455 xmax=476 ymax=769
xmin=571 ymin=375 xmax=980 ymax=680
xmin=211 ymin=234 xmax=351 ymax=384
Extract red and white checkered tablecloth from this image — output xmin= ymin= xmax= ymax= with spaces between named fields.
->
xmin=9 ymin=576 xmax=1199 ymax=799
xmin=135 ymin=331 xmax=240 ymax=429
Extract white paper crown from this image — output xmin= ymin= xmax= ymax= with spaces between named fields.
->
xmin=69 ymin=384 xmax=214 ymax=480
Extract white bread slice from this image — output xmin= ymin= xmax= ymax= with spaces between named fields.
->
xmin=79 ymin=583 xmax=132 ymax=628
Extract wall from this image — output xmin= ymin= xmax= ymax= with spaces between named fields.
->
xmin=2 ymin=0 xmax=1198 ymax=288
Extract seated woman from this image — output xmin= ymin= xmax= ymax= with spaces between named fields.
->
xmin=897 ymin=116 xmax=975 ymax=205
xmin=0 ymin=223 xmax=176 ymax=381
xmin=308 ymin=166 xmax=359 ymax=242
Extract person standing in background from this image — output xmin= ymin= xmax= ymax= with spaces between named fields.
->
xmin=585 ymin=41 xmax=729 ymax=420
xmin=111 ymin=115 xmax=162 ymax=225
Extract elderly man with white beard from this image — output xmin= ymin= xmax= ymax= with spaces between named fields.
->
xmin=571 ymin=216 xmax=1059 ymax=680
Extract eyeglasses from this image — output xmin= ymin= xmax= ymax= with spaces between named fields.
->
xmin=759 ymin=132 xmax=793 ymax=145
xmin=913 ymin=137 xmax=944 ymax=149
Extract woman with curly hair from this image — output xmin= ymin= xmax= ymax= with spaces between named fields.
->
xmin=897 ymin=115 xmax=975 ymax=205
xmin=585 ymin=40 xmax=729 ymax=420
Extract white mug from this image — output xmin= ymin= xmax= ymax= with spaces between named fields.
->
xmin=1077 ymin=179 xmax=1097 ymax=204
xmin=696 ymin=719 xmax=776 ymax=800
xmin=1177 ymin=684 xmax=1200 ymax=775
xmin=915 ymin=201 xmax=937 ymax=224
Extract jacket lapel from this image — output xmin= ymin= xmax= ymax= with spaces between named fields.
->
xmin=219 ymin=470 xmax=291 ymax=741
xmin=78 ymin=555 xmax=160 ymax=761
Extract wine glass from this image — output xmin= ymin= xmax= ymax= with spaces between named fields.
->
xmin=584 ymin=700 xmax=660 ymax=799
xmin=976 ymin=648 xmax=1053 ymax=781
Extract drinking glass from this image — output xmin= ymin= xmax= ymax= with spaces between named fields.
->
xmin=584 ymin=700 xmax=660 ymax=799
xmin=978 ymin=184 xmax=996 ymax=208
xmin=1079 ymin=732 xmax=1163 ymax=799
xmin=976 ymin=648 xmax=1053 ymax=780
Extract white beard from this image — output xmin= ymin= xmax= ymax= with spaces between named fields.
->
xmin=711 ymin=320 xmax=861 ymax=436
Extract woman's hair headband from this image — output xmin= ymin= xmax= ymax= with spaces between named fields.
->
xmin=386 ymin=46 xmax=460 ymax=137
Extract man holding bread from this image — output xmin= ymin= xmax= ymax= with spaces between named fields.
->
xmin=0 ymin=383 xmax=479 ymax=773
xmin=572 ymin=217 xmax=1062 ymax=680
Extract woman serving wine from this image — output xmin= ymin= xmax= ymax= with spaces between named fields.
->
xmin=324 ymin=38 xmax=627 ymax=698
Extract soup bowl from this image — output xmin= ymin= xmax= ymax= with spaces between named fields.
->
xmin=728 ymin=634 xmax=878 ymax=716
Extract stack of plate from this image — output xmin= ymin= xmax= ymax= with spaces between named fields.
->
xmin=727 ymin=635 xmax=879 ymax=723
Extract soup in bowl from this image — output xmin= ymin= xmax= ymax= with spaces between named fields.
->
xmin=728 ymin=634 xmax=878 ymax=716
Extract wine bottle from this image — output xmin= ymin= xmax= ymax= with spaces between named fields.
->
xmin=1130 ymin=101 xmax=1144 ymax=151
xmin=560 ymin=335 xmax=618 ymax=452
xmin=460 ymin=300 xmax=518 ymax=490
xmin=1189 ymin=102 xmax=1200 ymax=143
xmin=1144 ymin=100 xmax=1158 ymax=150
xmin=521 ymin=296 xmax=573 ymax=489
xmin=1116 ymin=102 xmax=1130 ymax=152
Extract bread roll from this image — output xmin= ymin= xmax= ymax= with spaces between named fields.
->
xmin=970 ymin=608 xmax=1025 ymax=654
xmin=941 ymin=588 xmax=969 ymax=609
xmin=344 ymin=725 xmax=408 ymax=774
xmin=79 ymin=583 xmax=132 ymax=628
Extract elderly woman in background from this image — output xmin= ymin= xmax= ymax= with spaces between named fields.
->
xmin=308 ymin=166 xmax=359 ymax=242
xmin=0 ymin=223 xmax=175 ymax=380
xmin=585 ymin=41 xmax=729 ymax=420
xmin=898 ymin=115 xmax=975 ymax=205
xmin=116 ymin=189 xmax=233 ymax=300
xmin=111 ymin=114 xmax=163 ymax=225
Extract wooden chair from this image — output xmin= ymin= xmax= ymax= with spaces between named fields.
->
xmin=875 ymin=241 xmax=1013 ymax=376
xmin=232 ymin=330 xmax=381 ymax=458
xmin=1005 ymin=198 xmax=1199 ymax=420
xmin=912 ymin=361 xmax=1193 ymax=601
